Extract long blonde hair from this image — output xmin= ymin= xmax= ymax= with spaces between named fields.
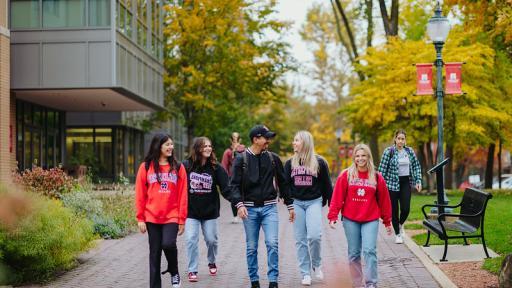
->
xmin=291 ymin=131 xmax=319 ymax=176
xmin=346 ymin=143 xmax=377 ymax=185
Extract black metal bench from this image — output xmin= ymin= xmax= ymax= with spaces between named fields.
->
xmin=421 ymin=187 xmax=493 ymax=261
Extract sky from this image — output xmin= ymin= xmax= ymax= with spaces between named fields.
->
xmin=274 ymin=0 xmax=317 ymax=96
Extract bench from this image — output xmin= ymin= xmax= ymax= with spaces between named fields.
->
xmin=421 ymin=187 xmax=493 ymax=261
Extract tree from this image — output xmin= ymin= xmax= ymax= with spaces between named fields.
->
xmin=163 ymin=0 xmax=293 ymax=149
xmin=343 ymin=27 xmax=512 ymax=192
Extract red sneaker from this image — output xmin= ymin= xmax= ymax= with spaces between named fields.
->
xmin=208 ymin=263 xmax=217 ymax=276
xmin=188 ymin=272 xmax=198 ymax=282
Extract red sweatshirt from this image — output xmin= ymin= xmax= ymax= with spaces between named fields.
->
xmin=135 ymin=162 xmax=188 ymax=224
xmin=327 ymin=169 xmax=391 ymax=226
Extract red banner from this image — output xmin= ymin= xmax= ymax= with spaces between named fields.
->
xmin=416 ymin=63 xmax=434 ymax=95
xmin=445 ymin=62 xmax=462 ymax=94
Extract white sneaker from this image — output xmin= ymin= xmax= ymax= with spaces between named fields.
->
xmin=395 ymin=234 xmax=404 ymax=244
xmin=313 ymin=267 xmax=324 ymax=280
xmin=399 ymin=223 xmax=405 ymax=235
xmin=301 ymin=275 xmax=312 ymax=286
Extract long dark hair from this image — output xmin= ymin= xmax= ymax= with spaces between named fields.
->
xmin=393 ymin=129 xmax=407 ymax=145
xmin=187 ymin=137 xmax=217 ymax=172
xmin=144 ymin=133 xmax=179 ymax=183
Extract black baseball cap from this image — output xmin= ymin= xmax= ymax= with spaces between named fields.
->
xmin=249 ymin=125 xmax=276 ymax=140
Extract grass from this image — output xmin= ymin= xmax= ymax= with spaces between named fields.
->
xmin=407 ymin=189 xmax=512 ymax=275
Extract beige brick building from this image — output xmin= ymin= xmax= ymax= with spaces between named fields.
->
xmin=0 ymin=1 xmax=15 ymax=183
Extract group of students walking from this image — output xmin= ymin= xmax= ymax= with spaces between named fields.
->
xmin=135 ymin=125 xmax=422 ymax=288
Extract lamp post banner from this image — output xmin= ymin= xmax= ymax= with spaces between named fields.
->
xmin=416 ymin=63 xmax=434 ymax=95
xmin=445 ymin=62 xmax=462 ymax=94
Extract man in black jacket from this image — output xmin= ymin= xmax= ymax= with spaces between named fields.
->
xmin=230 ymin=125 xmax=295 ymax=288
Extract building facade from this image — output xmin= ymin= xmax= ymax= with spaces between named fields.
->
xmin=2 ymin=0 xmax=186 ymax=182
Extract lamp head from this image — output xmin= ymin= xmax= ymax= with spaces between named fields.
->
xmin=427 ymin=1 xmax=450 ymax=43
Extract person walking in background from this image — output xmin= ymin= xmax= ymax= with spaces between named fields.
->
xmin=230 ymin=125 xmax=295 ymax=288
xmin=221 ymin=132 xmax=246 ymax=223
xmin=183 ymin=137 xmax=231 ymax=283
xmin=328 ymin=144 xmax=392 ymax=288
xmin=378 ymin=129 xmax=422 ymax=244
xmin=135 ymin=133 xmax=188 ymax=288
xmin=284 ymin=131 xmax=332 ymax=286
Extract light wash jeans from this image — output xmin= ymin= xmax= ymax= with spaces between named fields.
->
xmin=242 ymin=204 xmax=279 ymax=282
xmin=343 ymin=218 xmax=379 ymax=287
xmin=293 ymin=197 xmax=323 ymax=277
xmin=185 ymin=218 xmax=218 ymax=273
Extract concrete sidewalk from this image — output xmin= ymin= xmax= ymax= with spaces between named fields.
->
xmin=24 ymin=200 xmax=440 ymax=288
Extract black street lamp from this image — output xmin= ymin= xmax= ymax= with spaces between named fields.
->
xmin=426 ymin=1 xmax=451 ymax=163
xmin=427 ymin=1 xmax=451 ymax=212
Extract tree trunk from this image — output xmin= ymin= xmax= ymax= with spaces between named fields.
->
xmin=484 ymin=143 xmax=496 ymax=189
xmin=186 ymin=123 xmax=195 ymax=153
xmin=455 ymin=161 xmax=467 ymax=188
xmin=369 ymin=132 xmax=379 ymax=166
xmin=378 ymin=0 xmax=399 ymax=37
xmin=334 ymin=0 xmax=359 ymax=59
xmin=365 ymin=0 xmax=373 ymax=48
xmin=445 ymin=143 xmax=454 ymax=189
xmin=417 ymin=141 xmax=427 ymax=193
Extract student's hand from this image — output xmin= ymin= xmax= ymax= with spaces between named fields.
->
xmin=178 ymin=224 xmax=185 ymax=236
xmin=415 ymin=183 xmax=422 ymax=192
xmin=237 ymin=206 xmax=248 ymax=219
xmin=385 ymin=225 xmax=393 ymax=236
xmin=329 ymin=220 xmax=337 ymax=229
xmin=288 ymin=209 xmax=295 ymax=223
xmin=138 ymin=221 xmax=147 ymax=234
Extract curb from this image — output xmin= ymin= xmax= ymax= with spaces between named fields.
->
xmin=403 ymin=233 xmax=458 ymax=288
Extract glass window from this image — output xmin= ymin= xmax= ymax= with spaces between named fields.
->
xmin=89 ymin=0 xmax=110 ymax=26
xmin=126 ymin=9 xmax=133 ymax=38
xmin=95 ymin=128 xmax=113 ymax=178
xmin=66 ymin=128 xmax=95 ymax=168
xmin=47 ymin=133 xmax=55 ymax=168
xmin=127 ymin=129 xmax=135 ymax=175
xmin=137 ymin=21 xmax=146 ymax=48
xmin=24 ymin=130 xmax=31 ymax=169
xmin=11 ymin=0 xmax=40 ymax=29
xmin=115 ymin=128 xmax=125 ymax=177
xmin=43 ymin=0 xmax=86 ymax=28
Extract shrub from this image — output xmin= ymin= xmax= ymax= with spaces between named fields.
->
xmin=13 ymin=167 xmax=77 ymax=199
xmin=60 ymin=192 xmax=133 ymax=239
xmin=0 ymin=195 xmax=95 ymax=284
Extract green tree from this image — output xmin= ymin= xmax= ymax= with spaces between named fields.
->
xmin=163 ymin=0 xmax=293 ymax=149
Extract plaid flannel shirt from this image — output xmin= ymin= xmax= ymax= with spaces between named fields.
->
xmin=377 ymin=146 xmax=422 ymax=192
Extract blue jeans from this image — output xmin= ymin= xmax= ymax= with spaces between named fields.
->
xmin=242 ymin=204 xmax=279 ymax=282
xmin=293 ymin=197 xmax=322 ymax=277
xmin=185 ymin=218 xmax=218 ymax=273
xmin=343 ymin=218 xmax=379 ymax=287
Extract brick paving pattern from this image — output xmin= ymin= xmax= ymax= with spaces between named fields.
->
xmin=25 ymin=200 xmax=439 ymax=288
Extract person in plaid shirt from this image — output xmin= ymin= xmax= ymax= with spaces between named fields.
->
xmin=377 ymin=129 xmax=422 ymax=244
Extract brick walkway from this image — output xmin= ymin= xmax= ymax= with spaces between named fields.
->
xmin=25 ymin=200 xmax=439 ymax=288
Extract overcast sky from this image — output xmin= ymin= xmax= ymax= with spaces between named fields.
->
xmin=274 ymin=0 xmax=318 ymax=96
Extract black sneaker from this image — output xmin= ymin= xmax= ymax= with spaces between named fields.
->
xmin=269 ymin=282 xmax=278 ymax=288
xmin=171 ymin=273 xmax=181 ymax=288
xmin=251 ymin=281 xmax=260 ymax=288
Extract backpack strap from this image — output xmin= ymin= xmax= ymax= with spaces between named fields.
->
xmin=268 ymin=152 xmax=280 ymax=197
xmin=386 ymin=147 xmax=395 ymax=176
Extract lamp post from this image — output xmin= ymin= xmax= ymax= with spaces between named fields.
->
xmin=427 ymin=1 xmax=451 ymax=211
xmin=427 ymin=1 xmax=450 ymax=163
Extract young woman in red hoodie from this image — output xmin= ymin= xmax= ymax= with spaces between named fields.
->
xmin=327 ymin=144 xmax=392 ymax=288
xmin=135 ymin=133 xmax=188 ymax=288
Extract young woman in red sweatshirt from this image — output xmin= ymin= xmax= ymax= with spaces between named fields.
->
xmin=135 ymin=133 xmax=188 ymax=288
xmin=327 ymin=144 xmax=392 ymax=288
